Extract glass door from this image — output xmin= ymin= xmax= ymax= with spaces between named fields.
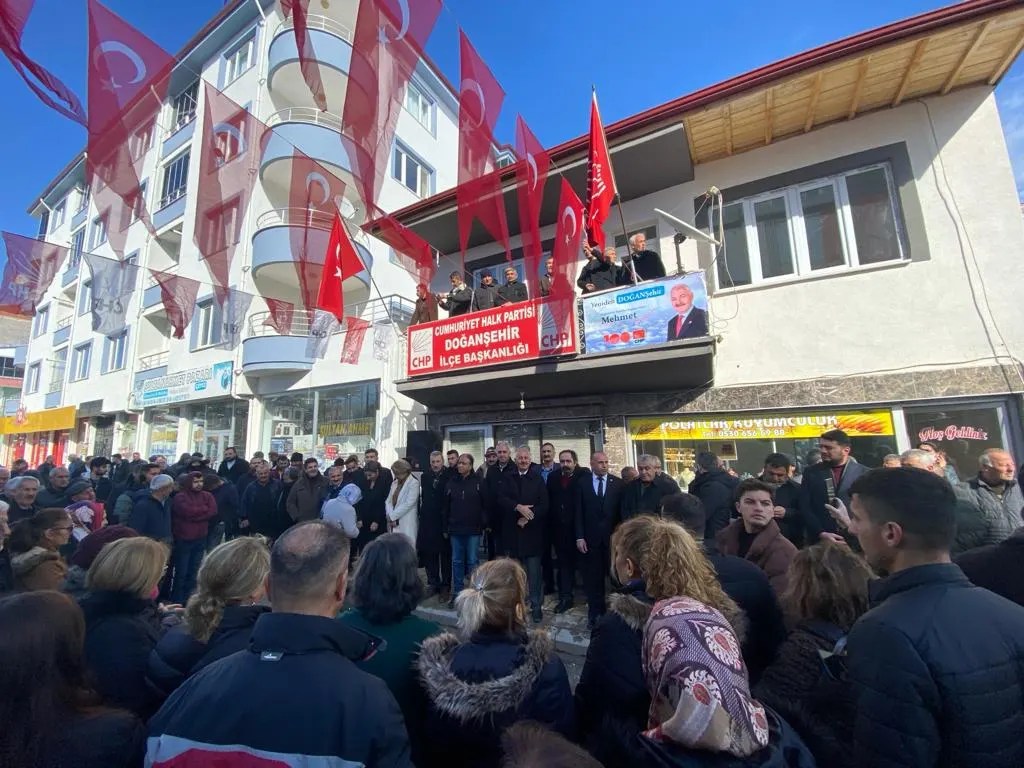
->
xmin=445 ymin=425 xmax=494 ymax=466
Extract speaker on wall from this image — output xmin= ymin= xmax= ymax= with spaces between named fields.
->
xmin=406 ymin=429 xmax=442 ymax=471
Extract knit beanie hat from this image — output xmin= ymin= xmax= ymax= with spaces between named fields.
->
xmin=70 ymin=525 xmax=139 ymax=569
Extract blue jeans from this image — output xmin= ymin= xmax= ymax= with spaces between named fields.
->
xmin=451 ymin=534 xmax=480 ymax=593
xmin=205 ymin=521 xmax=225 ymax=553
xmin=171 ymin=539 xmax=206 ymax=604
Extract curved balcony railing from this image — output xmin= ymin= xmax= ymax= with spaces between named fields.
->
xmin=254 ymin=207 xmax=365 ymax=236
xmin=275 ymin=14 xmax=353 ymax=43
xmin=265 ymin=107 xmax=343 ymax=132
xmin=246 ymin=295 xmax=415 ymax=338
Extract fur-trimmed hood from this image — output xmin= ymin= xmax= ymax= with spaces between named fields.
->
xmin=10 ymin=545 xmax=60 ymax=576
xmin=418 ymin=630 xmax=555 ymax=722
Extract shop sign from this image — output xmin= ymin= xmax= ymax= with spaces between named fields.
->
xmin=630 ymin=410 xmax=895 ymax=441
xmin=581 ymin=273 xmax=710 ymax=354
xmin=916 ymin=425 xmax=989 ymax=442
xmin=0 ymin=405 xmax=77 ymax=435
xmin=406 ymin=297 xmax=577 ymax=377
xmin=78 ymin=400 xmax=104 ymax=418
xmin=130 ymin=362 xmax=234 ymax=408
xmin=318 ymin=417 xmax=375 ymax=438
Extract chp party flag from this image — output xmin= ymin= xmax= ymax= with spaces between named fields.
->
xmin=217 ymin=287 xmax=254 ymax=349
xmin=340 ymin=315 xmax=371 ymax=364
xmin=513 ymin=116 xmax=549 ymax=287
xmin=0 ymin=233 xmax=67 ymax=315
xmin=456 ymin=30 xmax=510 ymax=261
xmin=0 ymin=0 xmax=86 ymax=124
xmin=343 ymin=0 xmax=442 ymax=209
xmin=305 ymin=308 xmax=338 ymax=359
xmin=316 ymin=212 xmax=365 ymax=322
xmin=84 ymin=252 xmax=139 ymax=336
xmin=150 ymin=270 xmax=200 ymax=339
xmin=585 ymin=89 xmax=617 ymax=250
xmin=279 ymin=0 xmax=326 ymax=110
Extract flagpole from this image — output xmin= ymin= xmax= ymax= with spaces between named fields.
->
xmin=614 ymin=194 xmax=638 ymax=285
xmin=592 ymin=86 xmax=637 ymax=285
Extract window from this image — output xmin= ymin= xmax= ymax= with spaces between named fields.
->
xmin=76 ymin=186 xmax=89 ymax=213
xmin=223 ymin=33 xmax=255 ymax=84
xmin=193 ymin=300 xmax=223 ymax=349
xmin=198 ymin=199 xmax=241 ymax=257
xmin=0 ymin=357 xmax=16 ymax=378
xmin=69 ymin=228 xmax=85 ymax=269
xmin=159 ymin=151 xmax=190 ymax=208
xmin=48 ymin=348 xmax=66 ymax=393
xmin=172 ymin=82 xmax=198 ymax=129
xmin=404 ymin=81 xmax=435 ymax=132
xmin=78 ymin=281 xmax=92 ymax=316
xmin=125 ymin=251 xmax=139 ymax=266
xmin=128 ymin=181 xmax=147 ymax=224
xmin=49 ymin=200 xmax=66 ymax=232
xmin=90 ymin=215 xmax=107 ymax=249
xmin=26 ymin=362 xmax=40 ymax=394
xmin=70 ymin=343 xmax=92 ymax=381
xmin=710 ymin=162 xmax=904 ymax=290
xmin=32 ymin=306 xmax=49 ymax=338
xmin=101 ymin=331 xmax=128 ymax=373
xmin=392 ymin=143 xmax=434 ymax=197
xmin=130 ymin=120 xmax=155 ymax=159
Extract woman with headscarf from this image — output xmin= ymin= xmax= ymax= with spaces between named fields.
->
xmin=386 ymin=459 xmax=420 ymax=546
xmin=321 ymin=483 xmax=361 ymax=539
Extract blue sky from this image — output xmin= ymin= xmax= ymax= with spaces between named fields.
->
xmin=3 ymin=0 xmax=1022 ymax=240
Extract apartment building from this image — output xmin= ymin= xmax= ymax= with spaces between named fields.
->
xmin=391 ymin=0 xmax=1024 ymax=483
xmin=11 ymin=0 xmax=458 ymax=465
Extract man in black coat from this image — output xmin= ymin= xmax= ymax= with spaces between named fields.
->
xmin=619 ymin=454 xmax=679 ymax=522
xmin=798 ymin=429 xmax=868 ymax=543
xmin=500 ymin=446 xmax=550 ymax=623
xmin=759 ymin=452 xmax=803 ymax=546
xmin=472 ymin=272 xmax=501 ymax=312
xmin=665 ymin=282 xmax=709 ymax=340
xmin=846 ymin=467 xmax=1024 ymax=767
xmin=547 ymin=449 xmax=585 ymax=614
xmin=217 ymin=446 xmax=250 ymax=484
xmin=623 ymin=232 xmax=666 ymax=282
xmin=577 ymin=247 xmax=619 ymax=293
xmin=688 ymin=451 xmax=739 ymax=540
xmin=110 ymin=454 xmax=131 ymax=486
xmin=576 ymin=451 xmax=623 ymax=628
xmin=437 ymin=271 xmax=472 ymax=317
xmin=484 ymin=442 xmax=516 ymax=558
xmin=419 ymin=451 xmax=451 ymax=599
xmin=36 ymin=465 xmax=72 ymax=508
xmin=664 ymin=492 xmax=786 ymax=685
xmin=496 ymin=266 xmax=528 ymax=305
xmin=955 ymin=526 xmax=1024 ymax=607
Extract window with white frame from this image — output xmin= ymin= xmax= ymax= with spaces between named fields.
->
xmin=128 ymin=181 xmax=147 ymax=224
xmin=710 ymin=163 xmax=904 ymax=290
xmin=0 ymin=357 xmax=17 ymax=378
xmin=101 ymin=331 xmax=128 ymax=373
xmin=130 ymin=120 xmax=155 ymax=160
xmin=49 ymin=200 xmax=66 ymax=232
xmin=404 ymin=81 xmax=435 ymax=132
xmin=392 ymin=143 xmax=434 ymax=198
xmin=193 ymin=300 xmax=223 ymax=349
xmin=78 ymin=281 xmax=92 ymax=316
xmin=159 ymin=151 xmax=190 ymax=208
xmin=70 ymin=343 xmax=92 ymax=381
xmin=32 ymin=306 xmax=49 ymax=338
xmin=172 ymin=82 xmax=198 ymax=129
xmin=75 ymin=185 xmax=89 ymax=213
xmin=26 ymin=362 xmax=40 ymax=394
xmin=223 ymin=33 xmax=255 ymax=84
xmin=69 ymin=228 xmax=85 ymax=269
xmin=90 ymin=215 xmax=107 ymax=249
xmin=48 ymin=348 xmax=66 ymax=393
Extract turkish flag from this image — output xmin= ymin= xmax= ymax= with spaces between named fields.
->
xmin=150 ymin=270 xmax=200 ymax=339
xmin=343 ymin=0 xmax=442 ymax=209
xmin=316 ymin=212 xmax=364 ymax=322
xmin=280 ymin=0 xmax=326 ymax=111
xmin=264 ymin=297 xmax=295 ymax=336
xmin=546 ymin=178 xmax=585 ymax=343
xmin=0 ymin=0 xmax=86 ymax=124
xmin=514 ymin=116 xmax=549 ymax=286
xmin=340 ymin=316 xmax=371 ymax=364
xmin=0 ymin=233 xmax=67 ymax=316
xmin=288 ymin=149 xmax=348 ymax=310
xmin=456 ymin=31 xmax=510 ymax=261
xmin=87 ymin=0 xmax=173 ymax=257
xmin=585 ymin=90 xmax=618 ymax=250
xmin=195 ymin=83 xmax=270 ymax=300
xmin=363 ymin=203 xmax=435 ymax=286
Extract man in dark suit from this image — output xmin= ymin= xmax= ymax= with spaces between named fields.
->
xmin=624 ymin=232 xmax=666 ymax=282
xmin=500 ymin=446 xmax=550 ymax=623
xmin=497 ymin=266 xmax=529 ymax=305
xmin=547 ymin=449 xmax=585 ymax=614
xmin=665 ymin=282 xmax=709 ymax=340
xmin=217 ymin=446 xmax=250 ymax=484
xmin=484 ymin=442 xmax=516 ymax=558
xmin=798 ymin=429 xmax=869 ymax=543
xmin=576 ymin=451 xmax=622 ymax=628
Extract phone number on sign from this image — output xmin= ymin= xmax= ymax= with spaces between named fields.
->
xmin=703 ymin=429 xmax=790 ymax=439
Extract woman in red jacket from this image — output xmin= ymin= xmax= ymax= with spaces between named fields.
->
xmin=170 ymin=472 xmax=217 ymax=604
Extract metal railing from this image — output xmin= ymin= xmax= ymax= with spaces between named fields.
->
xmin=137 ymin=350 xmax=169 ymax=371
xmin=246 ymin=294 xmax=415 ymax=339
xmin=55 ymin=315 xmax=73 ymax=330
xmin=255 ymin=208 xmax=335 ymax=231
xmin=275 ymin=14 xmax=353 ymax=43
xmin=265 ymin=107 xmax=344 ymax=132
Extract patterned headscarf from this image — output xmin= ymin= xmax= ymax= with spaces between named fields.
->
xmin=338 ymin=483 xmax=362 ymax=505
xmin=642 ymin=596 xmax=770 ymax=758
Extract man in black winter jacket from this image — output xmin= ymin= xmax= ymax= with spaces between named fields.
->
xmin=846 ymin=467 xmax=1024 ymax=768
xmin=147 ymin=520 xmax=411 ymax=767
xmin=688 ymin=451 xmax=739 ymax=540
xmin=759 ymin=453 xmax=803 ymax=546
xmin=496 ymin=266 xmax=528 ymax=305
xmin=619 ymin=455 xmax=679 ymax=522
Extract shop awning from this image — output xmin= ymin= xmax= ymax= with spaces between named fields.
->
xmin=0 ymin=405 xmax=77 ymax=435
xmin=396 ymin=340 xmax=715 ymax=409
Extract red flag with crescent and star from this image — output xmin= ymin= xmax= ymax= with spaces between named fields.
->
xmin=547 ymin=177 xmax=585 ymax=341
xmin=279 ymin=0 xmax=327 ymax=111
xmin=363 ymin=203 xmax=435 ymax=286
xmin=513 ymin=115 xmax=549 ymax=287
xmin=585 ymin=89 xmax=617 ymax=250
xmin=316 ymin=212 xmax=364 ymax=323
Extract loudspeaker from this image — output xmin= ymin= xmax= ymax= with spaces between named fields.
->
xmin=406 ymin=430 xmax=442 ymax=472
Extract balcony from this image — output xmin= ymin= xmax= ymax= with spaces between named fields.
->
xmin=133 ymin=350 xmax=169 ymax=390
xmin=250 ymin=208 xmax=372 ymax=307
xmin=44 ymin=389 xmax=63 ymax=410
xmin=152 ymin=188 xmax=187 ymax=231
xmin=268 ymin=15 xmax=353 ymax=113
xmin=259 ymin=108 xmax=363 ymax=219
xmin=62 ymin=257 xmax=81 ymax=288
xmin=53 ymin=316 xmax=73 ymax=346
xmin=142 ymin=274 xmax=165 ymax=310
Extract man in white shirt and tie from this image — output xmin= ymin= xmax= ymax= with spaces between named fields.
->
xmin=665 ymin=283 xmax=709 ymax=341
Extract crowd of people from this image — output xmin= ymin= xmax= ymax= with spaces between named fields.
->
xmin=1 ymin=428 xmax=1024 ymax=766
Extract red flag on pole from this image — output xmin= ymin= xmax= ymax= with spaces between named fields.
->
xmin=195 ymin=83 xmax=270 ymax=300
xmin=364 ymin=203 xmax=435 ymax=286
xmin=0 ymin=0 xmax=86 ymax=124
xmin=585 ymin=89 xmax=617 ymax=250
xmin=343 ymin=0 xmax=442 ymax=209
xmin=456 ymin=31 xmax=510 ymax=261
xmin=546 ymin=178 xmax=585 ymax=342
xmin=514 ymin=116 xmax=549 ymax=287
xmin=316 ymin=212 xmax=364 ymax=322
xmin=0 ymin=233 xmax=67 ymax=316
xmin=150 ymin=270 xmax=200 ymax=339
xmin=340 ymin=316 xmax=371 ymax=364
xmin=87 ymin=0 xmax=174 ymax=257
xmin=280 ymin=0 xmax=327 ymax=111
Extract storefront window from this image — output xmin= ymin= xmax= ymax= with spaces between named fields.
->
xmin=147 ymin=408 xmax=180 ymax=460
xmin=189 ymin=401 xmax=248 ymax=464
xmin=261 ymin=392 xmax=314 ymax=458
xmin=316 ymin=382 xmax=380 ymax=465
xmin=492 ymin=420 xmax=601 ymax=464
xmin=630 ymin=409 xmax=897 ymax=488
xmin=904 ymin=403 xmax=1009 ymax=481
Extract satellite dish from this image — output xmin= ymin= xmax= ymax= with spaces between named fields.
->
xmin=654 ymin=208 xmax=722 ymax=247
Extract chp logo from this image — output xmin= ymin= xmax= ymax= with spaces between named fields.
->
xmin=409 ymin=327 xmax=433 ymax=371
xmin=603 ymin=328 xmax=646 ymax=346
xmin=539 ymin=301 xmax=573 ymax=352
